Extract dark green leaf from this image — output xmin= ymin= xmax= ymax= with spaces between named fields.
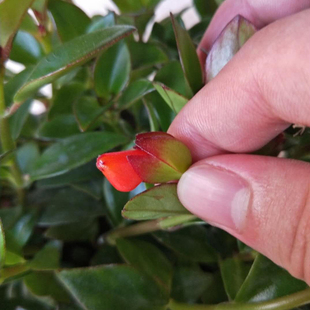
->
xmin=145 ymin=92 xmax=175 ymax=132
xmin=0 ymin=219 xmax=5 ymax=269
xmin=24 ymin=271 xmax=71 ymax=303
xmin=73 ymin=96 xmax=103 ymax=131
xmin=154 ymin=82 xmax=188 ymax=113
xmin=37 ymin=114 xmax=80 ymax=139
xmin=206 ymin=15 xmax=256 ymax=82
xmin=37 ymin=161 xmax=101 ymax=188
xmin=94 ymin=42 xmax=130 ymax=100
xmin=154 ymin=61 xmax=193 ymax=98
xmin=155 ymin=226 xmax=218 ymax=263
xmin=103 ymin=178 xmax=129 ymax=227
xmin=14 ymin=26 xmax=136 ymax=103
xmin=4 ymin=67 xmax=34 ymax=108
xmin=201 ymin=271 xmax=228 ymax=304
xmin=29 ymin=131 xmax=127 ymax=180
xmin=0 ymin=207 xmax=21 ymax=230
xmin=91 ymin=245 xmax=123 ymax=265
xmin=20 ymin=13 xmax=38 ymax=36
xmin=57 ymin=265 xmax=168 ymax=310
xmin=193 ymin=0 xmax=218 ymax=18
xmin=5 ymin=213 xmax=37 ymax=254
xmin=9 ymin=99 xmax=32 ymax=139
xmin=128 ymin=41 xmax=168 ymax=70
xmin=0 ymin=0 xmax=34 ymax=50
xmin=16 ymin=142 xmax=40 ymax=174
xmin=235 ymin=254 xmax=308 ymax=302
xmin=87 ymin=12 xmax=115 ymax=33
xmin=143 ymin=99 xmax=159 ymax=131
xmin=116 ymin=238 xmax=172 ymax=292
xmin=10 ymin=31 xmax=44 ymax=65
xmin=48 ymin=0 xmax=91 ymax=42
xmin=113 ymin=0 xmax=160 ymax=13
xmin=220 ymin=257 xmax=251 ymax=300
xmin=118 ymin=79 xmax=154 ymax=109
xmin=48 ymin=82 xmax=85 ymax=120
xmin=45 ymin=220 xmax=98 ymax=242
xmin=38 ymin=188 xmax=104 ymax=226
xmin=171 ymin=264 xmax=213 ymax=303
xmin=122 ymin=184 xmax=190 ymax=220
xmin=171 ymin=14 xmax=203 ymax=93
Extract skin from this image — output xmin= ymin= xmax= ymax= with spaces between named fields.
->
xmin=168 ymin=0 xmax=310 ymax=285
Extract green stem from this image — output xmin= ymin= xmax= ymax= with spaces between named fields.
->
xmin=168 ymin=288 xmax=310 ymax=310
xmin=0 ymin=65 xmax=24 ymax=202
xmin=105 ymin=215 xmax=197 ymax=245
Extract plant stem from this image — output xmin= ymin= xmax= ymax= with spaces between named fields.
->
xmin=104 ymin=215 xmax=197 ymax=245
xmin=0 ymin=65 xmax=24 ymax=202
xmin=168 ymin=288 xmax=310 ymax=310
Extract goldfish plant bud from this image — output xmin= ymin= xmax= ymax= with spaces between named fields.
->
xmin=96 ymin=132 xmax=192 ymax=192
xmin=206 ymin=15 xmax=256 ymax=82
xmin=96 ymin=150 xmax=147 ymax=192
xmin=128 ymin=132 xmax=192 ymax=183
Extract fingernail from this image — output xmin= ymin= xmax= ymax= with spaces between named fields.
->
xmin=178 ymin=164 xmax=251 ymax=231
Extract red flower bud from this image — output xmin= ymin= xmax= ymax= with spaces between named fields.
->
xmin=96 ymin=150 xmax=147 ymax=192
xmin=96 ymin=132 xmax=192 ymax=192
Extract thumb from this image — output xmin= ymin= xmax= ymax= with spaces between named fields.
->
xmin=178 ymin=154 xmax=310 ymax=285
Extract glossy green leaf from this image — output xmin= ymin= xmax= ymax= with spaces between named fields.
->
xmin=37 ymin=161 xmax=101 ymax=188
xmin=201 ymin=271 xmax=228 ymax=304
xmin=16 ymin=142 xmax=40 ymax=174
xmin=73 ymin=96 xmax=103 ymax=131
xmin=10 ymin=31 xmax=44 ymax=65
xmin=103 ymin=178 xmax=129 ymax=227
xmin=5 ymin=251 xmax=25 ymax=266
xmin=38 ymin=188 xmax=104 ymax=226
xmin=118 ymin=79 xmax=154 ymax=109
xmin=171 ymin=14 xmax=203 ymax=93
xmin=20 ymin=13 xmax=38 ymax=36
xmin=94 ymin=42 xmax=130 ymax=100
xmin=29 ymin=131 xmax=127 ymax=180
xmin=155 ymin=225 xmax=218 ymax=263
xmin=122 ymin=184 xmax=190 ymax=220
xmin=206 ymin=15 xmax=256 ymax=82
xmin=0 ymin=219 xmax=5 ymax=269
xmin=145 ymin=92 xmax=175 ymax=132
xmin=116 ymin=238 xmax=172 ymax=292
xmin=235 ymin=254 xmax=308 ymax=302
xmin=57 ymin=265 xmax=168 ymax=310
xmin=45 ymin=219 xmax=98 ymax=242
xmin=38 ymin=114 xmax=80 ymax=139
xmin=0 ymin=264 xmax=30 ymax=284
xmin=48 ymin=0 xmax=91 ymax=42
xmin=144 ymin=99 xmax=159 ymax=131
xmin=128 ymin=41 xmax=168 ymax=70
xmin=220 ymin=257 xmax=251 ymax=300
xmin=0 ymin=0 xmax=34 ymax=51
xmin=113 ymin=0 xmax=161 ymax=13
xmin=30 ymin=240 xmax=61 ymax=269
xmin=193 ymin=0 xmax=218 ymax=18
xmin=48 ymin=82 xmax=85 ymax=120
xmin=24 ymin=271 xmax=71 ymax=303
xmin=5 ymin=213 xmax=37 ymax=255
xmin=91 ymin=245 xmax=123 ymax=266
xmin=171 ymin=264 xmax=213 ymax=303
xmin=154 ymin=61 xmax=193 ymax=98
xmin=4 ymin=67 xmax=34 ymax=108
xmin=0 ymin=207 xmax=21 ymax=230
xmin=87 ymin=12 xmax=115 ymax=33
xmin=14 ymin=26 xmax=135 ymax=103
xmin=154 ymin=82 xmax=188 ymax=113
xmin=0 ymin=150 xmax=14 ymax=164
xmin=9 ymin=99 xmax=32 ymax=139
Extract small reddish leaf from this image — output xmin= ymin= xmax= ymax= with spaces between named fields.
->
xmin=128 ymin=154 xmax=182 ymax=184
xmin=135 ymin=132 xmax=192 ymax=173
xmin=206 ymin=15 xmax=256 ymax=82
xmin=96 ymin=150 xmax=146 ymax=192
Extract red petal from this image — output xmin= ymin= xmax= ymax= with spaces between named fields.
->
xmin=96 ymin=150 xmax=147 ymax=192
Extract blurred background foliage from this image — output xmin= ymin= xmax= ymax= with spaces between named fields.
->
xmin=0 ymin=0 xmax=309 ymax=309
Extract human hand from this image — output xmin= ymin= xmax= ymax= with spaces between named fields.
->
xmin=168 ymin=0 xmax=310 ymax=285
